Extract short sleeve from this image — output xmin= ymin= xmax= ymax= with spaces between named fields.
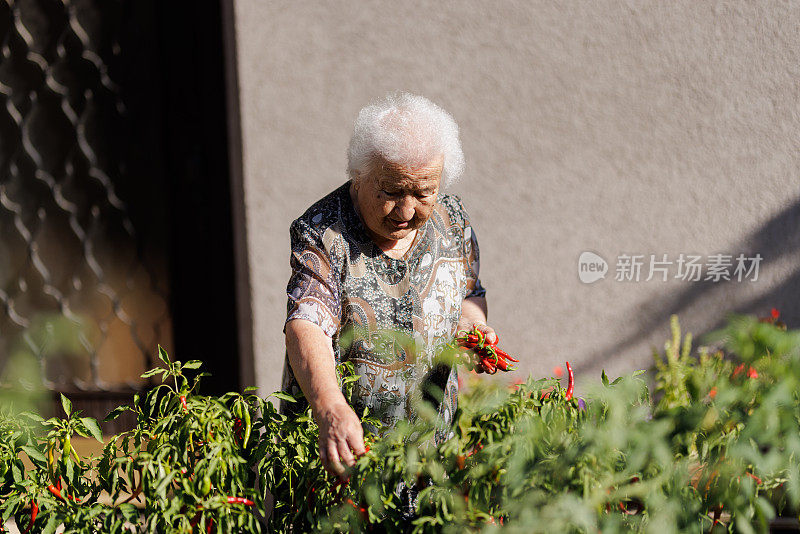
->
xmin=284 ymin=218 xmax=341 ymax=338
xmin=462 ymin=205 xmax=487 ymax=299
xmin=440 ymin=194 xmax=487 ymax=300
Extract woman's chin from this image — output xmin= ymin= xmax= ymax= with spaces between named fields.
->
xmin=383 ymin=227 xmax=414 ymax=241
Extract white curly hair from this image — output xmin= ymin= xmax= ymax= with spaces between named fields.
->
xmin=347 ymin=92 xmax=465 ymax=189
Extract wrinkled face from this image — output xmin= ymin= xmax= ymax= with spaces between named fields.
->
xmin=353 ymin=154 xmax=443 ymax=245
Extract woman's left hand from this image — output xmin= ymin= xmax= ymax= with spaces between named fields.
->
xmin=456 ymin=322 xmax=498 ymax=373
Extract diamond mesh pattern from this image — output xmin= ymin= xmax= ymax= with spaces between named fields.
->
xmin=0 ymin=0 xmax=172 ymax=393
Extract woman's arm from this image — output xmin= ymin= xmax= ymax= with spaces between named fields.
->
xmin=285 ymin=319 xmax=365 ymax=479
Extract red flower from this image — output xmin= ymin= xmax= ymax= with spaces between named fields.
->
xmin=748 ymin=367 xmax=759 ymax=379
xmin=771 ymin=308 xmax=780 ymax=320
xmin=709 ymin=387 xmax=717 ymax=399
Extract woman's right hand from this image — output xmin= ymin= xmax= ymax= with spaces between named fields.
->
xmin=315 ymin=398 xmax=366 ymax=481
xmin=285 ymin=319 xmax=366 ymax=481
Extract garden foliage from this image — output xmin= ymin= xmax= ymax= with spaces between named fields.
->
xmin=2 ymin=313 xmax=800 ymax=533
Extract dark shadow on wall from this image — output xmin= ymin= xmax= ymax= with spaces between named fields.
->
xmin=579 ymin=195 xmax=800 ymax=374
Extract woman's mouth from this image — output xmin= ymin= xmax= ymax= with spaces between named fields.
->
xmin=389 ymin=219 xmax=410 ymax=229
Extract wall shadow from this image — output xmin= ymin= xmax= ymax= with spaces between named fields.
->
xmin=579 ymin=195 xmax=800 ymax=375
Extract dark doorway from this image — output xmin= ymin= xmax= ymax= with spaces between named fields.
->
xmin=156 ymin=1 xmax=241 ymax=396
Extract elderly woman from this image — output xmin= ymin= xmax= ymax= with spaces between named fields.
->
xmin=282 ymin=92 xmax=497 ymax=481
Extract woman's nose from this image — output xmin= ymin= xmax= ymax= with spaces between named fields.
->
xmin=394 ymin=196 xmax=416 ymax=220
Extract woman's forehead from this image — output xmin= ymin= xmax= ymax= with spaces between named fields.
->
xmin=374 ymin=154 xmax=443 ymax=184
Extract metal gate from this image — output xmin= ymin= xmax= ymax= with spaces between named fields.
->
xmin=0 ymin=0 xmax=240 ymax=429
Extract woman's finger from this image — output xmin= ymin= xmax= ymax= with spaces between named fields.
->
xmin=475 ymin=323 xmax=498 ymax=345
xmin=325 ymin=440 xmax=345 ymax=477
xmin=347 ymin=431 xmax=366 ymax=458
xmin=338 ymin=439 xmax=356 ymax=468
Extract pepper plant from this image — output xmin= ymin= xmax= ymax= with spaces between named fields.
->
xmin=2 ymin=312 xmax=800 ymax=533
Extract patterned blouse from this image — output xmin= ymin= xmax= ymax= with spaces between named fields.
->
xmin=282 ymin=182 xmax=485 ymax=440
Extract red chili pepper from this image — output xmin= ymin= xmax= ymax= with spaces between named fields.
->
xmin=496 ymin=348 xmax=518 ymax=363
xmin=47 ymin=484 xmax=80 ymax=503
xmin=733 ymin=364 xmax=758 ymax=379
xmin=565 ymin=362 xmax=574 ymax=401
xmin=22 ymin=500 xmax=38 ymax=534
xmin=474 ymin=329 xmax=485 ymax=346
xmin=180 ymin=395 xmax=188 ymax=412
xmin=455 ymin=328 xmax=517 ymax=373
xmin=466 ymin=442 xmax=483 ymax=458
xmin=712 ymin=504 xmax=723 ymax=526
xmin=345 ymin=498 xmax=368 ymax=520
xmin=746 ymin=472 xmax=763 ymax=485
xmin=226 ymin=496 xmax=254 ymax=506
xmin=48 ymin=484 xmax=64 ymax=501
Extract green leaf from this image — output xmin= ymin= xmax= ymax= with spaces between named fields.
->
xmin=65 ymin=455 xmax=74 ymax=481
xmin=11 ymin=462 xmax=22 ymax=483
xmin=269 ymin=391 xmax=297 ymax=403
xmin=60 ymin=393 xmax=72 ymax=416
xmin=19 ymin=411 xmax=45 ymax=423
xmin=155 ymin=471 xmax=177 ymax=497
xmin=158 ymin=344 xmax=170 ymax=364
xmin=104 ymin=405 xmax=130 ymax=422
xmin=183 ymin=360 xmax=203 ymax=370
xmin=601 ymin=370 xmax=609 ymax=387
xmin=42 ymin=514 xmax=59 ymax=534
xmin=141 ymin=368 xmax=163 ymax=379
xmin=1 ymin=494 xmax=20 ymax=521
xmin=80 ymin=417 xmax=104 ymax=442
xmin=21 ymin=445 xmax=45 ymax=463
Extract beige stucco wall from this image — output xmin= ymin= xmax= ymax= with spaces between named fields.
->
xmin=229 ymin=1 xmax=800 ymax=396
